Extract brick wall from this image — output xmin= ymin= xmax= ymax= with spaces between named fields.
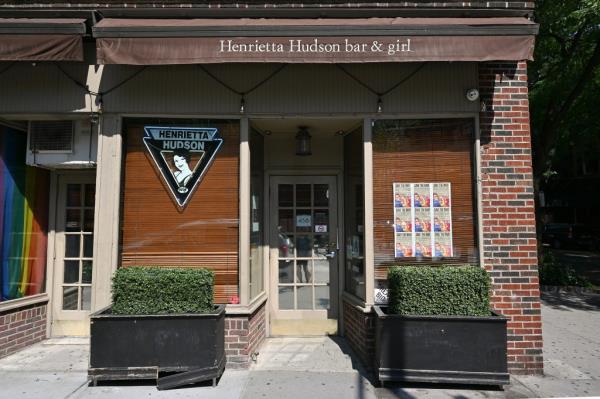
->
xmin=343 ymin=300 xmax=375 ymax=369
xmin=0 ymin=302 xmax=47 ymax=358
xmin=224 ymin=301 xmax=266 ymax=369
xmin=479 ymin=61 xmax=544 ymax=375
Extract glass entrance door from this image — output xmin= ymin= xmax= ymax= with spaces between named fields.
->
xmin=269 ymin=176 xmax=338 ymax=336
xmin=51 ymin=174 xmax=96 ymax=336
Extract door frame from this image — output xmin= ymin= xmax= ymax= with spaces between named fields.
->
xmin=48 ymin=170 xmax=96 ymax=337
xmin=265 ymin=171 xmax=345 ymax=336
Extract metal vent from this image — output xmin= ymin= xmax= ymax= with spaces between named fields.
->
xmin=29 ymin=121 xmax=74 ymax=152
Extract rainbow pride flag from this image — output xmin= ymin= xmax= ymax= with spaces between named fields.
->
xmin=0 ymin=128 xmax=49 ymax=301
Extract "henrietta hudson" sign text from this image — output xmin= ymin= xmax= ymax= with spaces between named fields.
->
xmin=97 ymin=35 xmax=536 ymax=64
xmin=219 ymin=38 xmax=413 ymax=56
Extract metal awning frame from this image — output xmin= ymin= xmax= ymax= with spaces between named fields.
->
xmin=92 ymin=18 xmax=538 ymax=38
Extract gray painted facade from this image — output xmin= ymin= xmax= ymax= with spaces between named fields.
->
xmin=0 ymin=57 xmax=478 ymax=117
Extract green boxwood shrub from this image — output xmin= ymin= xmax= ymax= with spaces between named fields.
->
xmin=387 ymin=265 xmax=491 ymax=316
xmin=111 ymin=267 xmax=214 ymax=315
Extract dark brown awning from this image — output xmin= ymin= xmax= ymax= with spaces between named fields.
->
xmin=0 ymin=18 xmax=86 ymax=61
xmin=94 ymin=17 xmax=538 ymax=65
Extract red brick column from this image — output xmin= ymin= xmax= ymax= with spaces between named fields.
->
xmin=0 ymin=302 xmax=48 ymax=358
xmin=343 ymin=300 xmax=375 ymax=368
xmin=224 ymin=300 xmax=266 ymax=369
xmin=479 ymin=61 xmax=543 ymax=375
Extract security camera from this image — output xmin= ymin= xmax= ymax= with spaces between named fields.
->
xmin=466 ymin=88 xmax=480 ymax=102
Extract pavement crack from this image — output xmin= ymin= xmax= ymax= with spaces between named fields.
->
xmin=63 ymin=379 xmax=90 ymax=399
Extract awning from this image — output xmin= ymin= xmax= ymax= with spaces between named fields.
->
xmin=93 ymin=17 xmax=538 ymax=65
xmin=0 ymin=18 xmax=86 ymax=61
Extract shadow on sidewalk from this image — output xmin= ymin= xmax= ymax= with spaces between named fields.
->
xmin=330 ymin=336 xmax=510 ymax=399
xmin=541 ymin=290 xmax=600 ymax=311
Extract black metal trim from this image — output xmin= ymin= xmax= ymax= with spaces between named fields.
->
xmin=0 ymin=8 xmax=534 ymax=19
xmin=97 ymin=8 xmax=534 ymax=19
xmin=378 ymin=368 xmax=511 ymax=386
xmin=0 ymin=8 xmax=535 ymax=22
xmin=373 ymin=305 xmax=509 ymax=321
xmin=92 ymin=23 xmax=538 ymax=38
xmin=90 ymin=304 xmax=226 ymax=319
xmin=0 ymin=20 xmax=86 ymax=34
xmin=157 ymin=354 xmax=226 ymax=390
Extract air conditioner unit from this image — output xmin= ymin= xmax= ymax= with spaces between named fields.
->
xmin=26 ymin=120 xmax=97 ymax=168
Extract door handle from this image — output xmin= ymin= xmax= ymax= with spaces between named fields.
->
xmin=325 ymin=251 xmax=336 ymax=259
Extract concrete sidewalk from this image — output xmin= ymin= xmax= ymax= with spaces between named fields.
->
xmin=0 ymin=291 xmax=599 ymax=399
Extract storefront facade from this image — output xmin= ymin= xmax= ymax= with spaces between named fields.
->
xmin=0 ymin=1 xmax=542 ymax=374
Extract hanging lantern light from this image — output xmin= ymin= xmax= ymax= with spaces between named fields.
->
xmin=295 ymin=126 xmax=312 ymax=156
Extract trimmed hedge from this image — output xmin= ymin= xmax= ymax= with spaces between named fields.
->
xmin=111 ymin=267 xmax=214 ymax=315
xmin=388 ymin=265 xmax=491 ymax=316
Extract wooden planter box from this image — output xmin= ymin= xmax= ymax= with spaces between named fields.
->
xmin=89 ymin=305 xmax=225 ymax=390
xmin=374 ymin=306 xmax=509 ymax=386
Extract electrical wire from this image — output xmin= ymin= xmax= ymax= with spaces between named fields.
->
xmin=54 ymin=62 xmax=147 ymax=102
xmin=336 ymin=62 xmax=427 ymax=98
xmin=0 ymin=62 xmax=16 ymax=77
xmin=198 ymin=64 xmax=287 ymax=96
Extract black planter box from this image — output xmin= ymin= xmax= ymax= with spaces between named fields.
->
xmin=89 ymin=305 xmax=225 ymax=390
xmin=374 ymin=306 xmax=509 ymax=386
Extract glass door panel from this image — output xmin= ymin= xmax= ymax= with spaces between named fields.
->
xmin=270 ymin=176 xmax=338 ymax=336
xmin=52 ymin=174 xmax=96 ymax=337
xmin=61 ymin=183 xmax=95 ymax=311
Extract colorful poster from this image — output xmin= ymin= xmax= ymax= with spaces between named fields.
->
xmin=432 ymin=183 xmax=451 ymax=208
xmin=414 ymin=233 xmax=432 ymax=257
xmin=433 ymin=208 xmax=451 ymax=232
xmin=413 ymin=183 xmax=431 ymax=208
xmin=393 ymin=183 xmax=412 ymax=208
xmin=414 ymin=208 xmax=431 ymax=233
xmin=393 ymin=182 xmax=453 ymax=258
xmin=434 ymin=232 xmax=453 ymax=257
xmin=394 ymin=208 xmax=412 ymax=233
xmin=395 ymin=233 xmax=413 ymax=258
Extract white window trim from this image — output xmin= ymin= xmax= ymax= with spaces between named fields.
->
xmin=0 ymin=293 xmax=49 ymax=313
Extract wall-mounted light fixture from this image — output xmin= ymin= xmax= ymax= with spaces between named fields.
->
xmin=465 ymin=88 xmax=480 ymax=102
xmin=295 ymin=126 xmax=312 ymax=156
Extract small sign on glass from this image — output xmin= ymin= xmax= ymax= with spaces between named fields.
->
xmin=296 ymin=215 xmax=312 ymax=227
xmin=315 ymin=224 xmax=328 ymax=233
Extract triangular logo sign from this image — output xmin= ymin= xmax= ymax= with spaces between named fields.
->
xmin=143 ymin=126 xmax=224 ymax=209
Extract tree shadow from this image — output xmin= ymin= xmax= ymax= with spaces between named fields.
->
xmin=375 ymin=381 xmax=504 ymax=399
xmin=541 ymin=290 xmax=600 ymax=311
xmin=479 ymin=62 xmax=518 ymax=147
xmin=328 ymin=336 xmax=379 ymax=388
xmin=329 ymin=335 xmax=512 ymax=399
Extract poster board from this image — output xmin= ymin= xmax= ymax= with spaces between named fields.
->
xmin=393 ymin=182 xmax=453 ymax=258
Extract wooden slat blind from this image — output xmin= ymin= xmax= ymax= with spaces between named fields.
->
xmin=120 ymin=122 xmax=240 ymax=304
xmin=372 ymin=119 xmax=477 ymax=280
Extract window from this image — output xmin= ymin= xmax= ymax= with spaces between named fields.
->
xmin=249 ymin=129 xmax=265 ymax=300
xmin=344 ymin=127 xmax=365 ymax=300
xmin=372 ymin=119 xmax=478 ymax=277
xmin=0 ymin=127 xmax=50 ymax=303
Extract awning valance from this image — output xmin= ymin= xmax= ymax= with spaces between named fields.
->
xmin=0 ymin=18 xmax=86 ymax=61
xmin=93 ymin=17 xmax=538 ymax=65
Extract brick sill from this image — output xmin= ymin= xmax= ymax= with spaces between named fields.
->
xmin=0 ymin=293 xmax=49 ymax=313
xmin=225 ymin=291 xmax=267 ymax=316
xmin=342 ymin=292 xmax=373 ymax=313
